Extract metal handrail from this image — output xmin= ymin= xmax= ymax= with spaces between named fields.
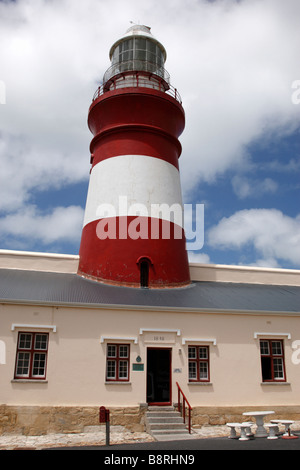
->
xmin=176 ymin=382 xmax=192 ymax=434
xmin=92 ymin=71 xmax=182 ymax=104
xmin=103 ymin=60 xmax=170 ymax=85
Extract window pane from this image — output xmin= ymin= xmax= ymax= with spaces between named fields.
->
xmin=273 ymin=358 xmax=284 ymax=379
xmin=261 ymin=356 xmax=272 ymax=381
xmin=137 ymin=50 xmax=146 ymax=61
xmin=32 ymin=353 xmax=46 ymax=376
xmin=119 ymin=360 xmax=128 ymax=378
xmin=16 ymin=352 xmax=30 ymax=376
xmin=119 ymin=345 xmax=129 ymax=358
xmin=34 ymin=334 xmax=48 ymax=350
xmin=272 ymin=341 xmax=282 ymax=356
xmin=107 ymin=360 xmax=116 ymax=379
xmin=199 ymin=362 xmax=208 ymax=380
xmin=188 ymin=347 xmax=196 ymax=359
xmin=260 ymin=340 xmax=270 ymax=355
xmin=188 ymin=362 xmax=197 ymax=380
xmin=135 ymin=38 xmax=146 ymax=50
xmin=199 ymin=347 xmax=208 ymax=359
xmin=19 ymin=333 xmax=32 ymax=349
xmin=107 ymin=345 xmax=116 ymax=357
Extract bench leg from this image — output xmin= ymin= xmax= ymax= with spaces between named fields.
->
xmin=267 ymin=427 xmax=278 ymax=440
xmin=229 ymin=427 xmax=238 ymax=439
xmin=239 ymin=427 xmax=249 ymax=441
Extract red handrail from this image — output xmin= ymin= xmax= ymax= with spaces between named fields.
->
xmin=176 ymin=382 xmax=192 ymax=434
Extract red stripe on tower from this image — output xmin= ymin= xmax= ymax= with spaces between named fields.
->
xmin=78 ymin=25 xmax=190 ymax=288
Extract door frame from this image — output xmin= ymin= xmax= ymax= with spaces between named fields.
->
xmin=146 ymin=347 xmax=172 ymax=406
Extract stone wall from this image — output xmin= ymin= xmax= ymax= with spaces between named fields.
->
xmin=1 ymin=404 xmax=300 ymax=436
xmin=191 ymin=406 xmax=300 ymax=427
xmin=0 ymin=405 xmax=146 ymax=436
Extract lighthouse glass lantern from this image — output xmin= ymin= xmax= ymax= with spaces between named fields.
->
xmin=78 ymin=25 xmax=191 ymax=289
xmin=103 ymin=24 xmax=169 ymax=91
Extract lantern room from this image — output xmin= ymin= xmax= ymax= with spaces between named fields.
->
xmin=103 ymin=24 xmax=170 ymax=92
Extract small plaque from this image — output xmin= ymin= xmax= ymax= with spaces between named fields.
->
xmin=132 ymin=363 xmax=144 ymax=371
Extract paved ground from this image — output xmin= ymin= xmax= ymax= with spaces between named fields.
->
xmin=61 ymin=434 xmax=300 ymax=451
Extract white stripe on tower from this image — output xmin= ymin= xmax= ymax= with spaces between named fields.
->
xmin=83 ymin=154 xmax=183 ymax=228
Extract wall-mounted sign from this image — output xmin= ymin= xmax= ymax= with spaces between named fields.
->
xmin=132 ymin=363 xmax=144 ymax=371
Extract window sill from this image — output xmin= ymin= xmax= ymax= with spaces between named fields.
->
xmin=188 ymin=382 xmax=213 ymax=386
xmin=260 ymin=382 xmax=291 ymax=386
xmin=11 ymin=379 xmax=48 ymax=383
xmin=105 ymin=381 xmax=131 ymax=385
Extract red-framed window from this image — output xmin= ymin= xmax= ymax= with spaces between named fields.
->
xmin=106 ymin=344 xmax=130 ymax=382
xmin=260 ymin=339 xmax=286 ymax=382
xmin=14 ymin=332 xmax=49 ymax=380
xmin=188 ymin=346 xmax=210 ymax=382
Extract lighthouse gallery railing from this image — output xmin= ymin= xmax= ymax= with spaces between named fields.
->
xmin=92 ymin=70 xmax=182 ymax=104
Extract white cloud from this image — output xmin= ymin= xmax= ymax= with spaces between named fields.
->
xmin=0 ymin=204 xmax=84 ymax=245
xmin=231 ymin=175 xmax=278 ymax=199
xmin=171 ymin=0 xmax=300 ymax=196
xmin=208 ymin=208 xmax=300 ymax=267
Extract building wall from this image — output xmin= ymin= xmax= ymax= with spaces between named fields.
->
xmin=1 ymin=302 xmax=300 ymax=408
xmin=1 ymin=250 xmax=300 ymax=434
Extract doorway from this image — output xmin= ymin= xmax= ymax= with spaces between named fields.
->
xmin=147 ymin=348 xmax=171 ymax=405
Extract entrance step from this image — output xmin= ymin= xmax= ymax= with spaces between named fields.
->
xmin=146 ymin=406 xmax=196 ymax=441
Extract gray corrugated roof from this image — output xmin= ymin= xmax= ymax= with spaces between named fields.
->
xmin=0 ymin=268 xmax=299 ymax=313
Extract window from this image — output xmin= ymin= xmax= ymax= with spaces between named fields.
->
xmin=106 ymin=344 xmax=130 ymax=382
xmin=111 ymin=38 xmax=165 ymax=72
xmin=260 ymin=339 xmax=286 ymax=382
xmin=188 ymin=346 xmax=210 ymax=382
xmin=14 ymin=332 xmax=49 ymax=380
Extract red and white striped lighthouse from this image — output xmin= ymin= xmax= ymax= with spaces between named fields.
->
xmin=78 ymin=25 xmax=190 ymax=288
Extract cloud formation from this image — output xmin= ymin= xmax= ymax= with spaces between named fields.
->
xmin=0 ymin=204 xmax=84 ymax=248
xmin=208 ymin=209 xmax=300 ymax=267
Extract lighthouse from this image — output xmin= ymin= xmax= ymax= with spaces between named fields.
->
xmin=78 ymin=25 xmax=190 ymax=288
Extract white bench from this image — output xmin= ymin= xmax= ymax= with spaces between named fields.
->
xmin=226 ymin=423 xmax=241 ymax=439
xmin=270 ymin=419 xmax=294 ymax=436
xmin=265 ymin=423 xmax=279 ymax=439
xmin=226 ymin=422 xmax=254 ymax=440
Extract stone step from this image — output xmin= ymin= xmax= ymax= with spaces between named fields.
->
xmin=145 ymin=405 xmax=193 ymax=441
xmin=147 ymin=406 xmax=175 ymax=412
xmin=147 ymin=416 xmax=184 ymax=424
xmin=149 ymin=422 xmax=187 ymax=431
xmin=147 ymin=413 xmax=181 ymax=419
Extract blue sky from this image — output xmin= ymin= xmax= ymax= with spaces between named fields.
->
xmin=0 ymin=0 xmax=299 ymax=269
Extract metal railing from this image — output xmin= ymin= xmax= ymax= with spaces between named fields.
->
xmin=176 ymin=382 xmax=192 ymax=434
xmin=92 ymin=70 xmax=182 ymax=104
xmin=103 ymin=60 xmax=170 ymax=85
